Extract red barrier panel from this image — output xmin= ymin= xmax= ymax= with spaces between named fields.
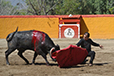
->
xmin=59 ymin=24 xmax=80 ymax=38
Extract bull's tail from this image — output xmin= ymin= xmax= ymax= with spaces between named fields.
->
xmin=6 ymin=27 xmax=18 ymax=42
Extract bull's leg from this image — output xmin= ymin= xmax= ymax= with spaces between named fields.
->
xmin=32 ymin=52 xmax=38 ymax=64
xmin=18 ymin=51 xmax=29 ymax=64
xmin=36 ymin=48 xmax=50 ymax=65
xmin=5 ymin=49 xmax=16 ymax=65
xmin=41 ymin=54 xmax=50 ymax=65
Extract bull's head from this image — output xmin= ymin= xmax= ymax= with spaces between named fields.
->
xmin=55 ymin=44 xmax=60 ymax=51
xmin=50 ymin=44 xmax=60 ymax=53
xmin=49 ymin=44 xmax=60 ymax=62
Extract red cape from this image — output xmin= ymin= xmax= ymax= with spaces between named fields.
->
xmin=51 ymin=45 xmax=88 ymax=68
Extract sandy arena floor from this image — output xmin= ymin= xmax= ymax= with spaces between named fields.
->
xmin=0 ymin=38 xmax=114 ymax=76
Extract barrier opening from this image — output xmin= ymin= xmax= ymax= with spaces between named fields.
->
xmin=59 ymin=16 xmax=81 ymax=38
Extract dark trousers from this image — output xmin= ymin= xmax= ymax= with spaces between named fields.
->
xmin=82 ymin=51 xmax=96 ymax=64
xmin=87 ymin=51 xmax=96 ymax=64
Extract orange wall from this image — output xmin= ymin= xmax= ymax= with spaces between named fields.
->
xmin=80 ymin=15 xmax=114 ymax=39
xmin=0 ymin=15 xmax=114 ymax=39
xmin=0 ymin=16 xmax=59 ymax=38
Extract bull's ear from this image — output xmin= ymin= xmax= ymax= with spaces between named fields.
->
xmin=55 ymin=44 xmax=60 ymax=50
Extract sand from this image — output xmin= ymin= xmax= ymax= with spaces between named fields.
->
xmin=0 ymin=38 xmax=114 ymax=76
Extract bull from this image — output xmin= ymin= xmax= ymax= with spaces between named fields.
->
xmin=5 ymin=27 xmax=60 ymax=65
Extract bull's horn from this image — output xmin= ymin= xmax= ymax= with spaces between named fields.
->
xmin=50 ymin=47 xmax=55 ymax=56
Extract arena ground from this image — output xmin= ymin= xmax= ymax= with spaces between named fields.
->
xmin=0 ymin=38 xmax=114 ymax=76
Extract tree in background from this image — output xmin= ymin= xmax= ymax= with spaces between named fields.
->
xmin=0 ymin=0 xmax=16 ymax=15
xmin=55 ymin=0 xmax=114 ymax=15
xmin=55 ymin=0 xmax=80 ymax=15
xmin=0 ymin=0 xmax=114 ymax=15
xmin=0 ymin=0 xmax=27 ymax=15
xmin=78 ymin=0 xmax=114 ymax=14
xmin=110 ymin=7 xmax=114 ymax=14
xmin=24 ymin=0 xmax=62 ymax=15
xmin=109 ymin=0 xmax=114 ymax=14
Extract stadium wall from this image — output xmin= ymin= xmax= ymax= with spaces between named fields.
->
xmin=0 ymin=15 xmax=114 ymax=39
xmin=81 ymin=15 xmax=114 ymax=39
xmin=0 ymin=15 xmax=59 ymax=38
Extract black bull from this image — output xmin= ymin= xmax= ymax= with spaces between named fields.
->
xmin=5 ymin=27 xmax=60 ymax=65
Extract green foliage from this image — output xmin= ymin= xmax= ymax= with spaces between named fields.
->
xmin=78 ymin=0 xmax=114 ymax=14
xmin=1 ymin=0 xmax=114 ymax=15
xmin=24 ymin=0 xmax=62 ymax=15
xmin=109 ymin=7 xmax=114 ymax=14
xmin=55 ymin=0 xmax=80 ymax=15
xmin=0 ymin=0 xmax=14 ymax=15
xmin=55 ymin=0 xmax=114 ymax=15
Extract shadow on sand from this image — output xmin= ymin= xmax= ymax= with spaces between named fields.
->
xmin=25 ymin=62 xmax=109 ymax=68
xmin=29 ymin=63 xmax=58 ymax=66
xmin=93 ymin=62 xmax=109 ymax=66
xmin=59 ymin=62 xmax=109 ymax=68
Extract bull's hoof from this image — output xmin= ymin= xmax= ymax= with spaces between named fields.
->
xmin=25 ymin=62 xmax=30 ymax=65
xmin=46 ymin=63 xmax=50 ymax=66
xmin=31 ymin=61 xmax=35 ymax=65
xmin=6 ymin=62 xmax=10 ymax=65
xmin=25 ymin=64 xmax=29 ymax=65
xmin=6 ymin=64 xmax=10 ymax=65
xmin=31 ymin=63 xmax=35 ymax=65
